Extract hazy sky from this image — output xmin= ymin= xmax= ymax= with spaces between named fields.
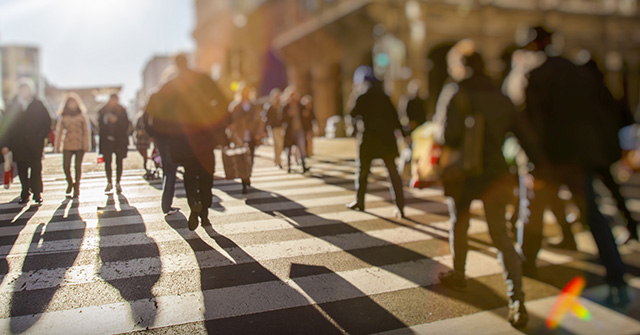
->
xmin=0 ymin=0 xmax=194 ymax=106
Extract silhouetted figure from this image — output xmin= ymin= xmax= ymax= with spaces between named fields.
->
xmin=228 ymin=83 xmax=263 ymax=194
xmin=55 ymin=93 xmax=90 ymax=198
xmin=133 ymin=110 xmax=152 ymax=177
xmin=346 ymin=66 xmax=406 ymax=218
xmin=300 ymin=94 xmax=316 ymax=157
xmin=164 ymin=54 xmax=229 ymax=230
xmin=398 ymin=79 xmax=427 ymax=133
xmin=98 ymin=94 xmax=129 ymax=194
xmin=434 ymin=42 xmax=527 ymax=329
xmin=283 ymin=87 xmax=310 ymax=173
xmin=144 ymin=74 xmax=181 ymax=216
xmin=0 ymin=78 xmax=51 ymax=204
xmin=509 ymin=26 xmax=628 ymax=305
xmin=263 ymin=88 xmax=284 ymax=168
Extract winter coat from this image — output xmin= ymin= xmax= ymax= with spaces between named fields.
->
xmin=55 ymin=113 xmax=90 ymax=152
xmin=0 ymin=97 xmax=51 ymax=162
xmin=98 ymin=104 xmax=129 ymax=157
xmin=228 ymin=100 xmax=263 ymax=145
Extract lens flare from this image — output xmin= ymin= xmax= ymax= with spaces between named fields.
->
xmin=546 ymin=276 xmax=591 ymax=329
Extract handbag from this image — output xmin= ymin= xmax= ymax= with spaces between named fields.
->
xmin=222 ymin=143 xmax=253 ymax=180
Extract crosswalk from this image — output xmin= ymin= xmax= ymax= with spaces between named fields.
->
xmin=0 ymin=146 xmax=638 ymax=334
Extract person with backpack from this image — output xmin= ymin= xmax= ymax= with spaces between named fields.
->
xmin=162 ymin=54 xmax=229 ymax=230
xmin=434 ymin=40 xmax=528 ymax=329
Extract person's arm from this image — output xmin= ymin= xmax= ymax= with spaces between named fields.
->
xmin=442 ymin=86 xmax=467 ymax=149
xmin=39 ymin=101 xmax=52 ymax=139
xmin=82 ymin=115 xmax=90 ymax=152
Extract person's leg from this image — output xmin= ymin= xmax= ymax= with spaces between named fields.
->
xmin=74 ymin=151 xmax=84 ymax=197
xmin=450 ymin=195 xmax=473 ymax=276
xmin=30 ymin=158 xmax=43 ymax=200
xmin=16 ymin=161 xmax=30 ymax=201
xmin=198 ymin=152 xmax=214 ymax=224
xmin=273 ymin=127 xmax=284 ymax=167
xmin=296 ymin=131 xmax=308 ymax=171
xmin=354 ymin=156 xmax=373 ymax=207
xmin=382 ymin=156 xmax=405 ymax=213
xmin=520 ymin=175 xmax=554 ymax=275
xmin=599 ymin=167 xmax=638 ymax=240
xmin=103 ymin=152 xmax=113 ymax=184
xmin=548 ymin=185 xmax=577 ymax=249
xmin=156 ymin=138 xmax=178 ymax=214
xmin=63 ymin=150 xmax=73 ymax=192
xmin=115 ymin=152 xmax=124 ymax=184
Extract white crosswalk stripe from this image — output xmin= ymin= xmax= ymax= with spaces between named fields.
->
xmin=0 ymin=150 xmax=638 ymax=334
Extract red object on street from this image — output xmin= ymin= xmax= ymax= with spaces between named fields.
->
xmin=97 ymin=155 xmax=104 ymax=164
xmin=3 ymin=166 xmax=13 ymax=189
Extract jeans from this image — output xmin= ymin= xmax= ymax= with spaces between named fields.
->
xmin=155 ymin=137 xmax=178 ymax=214
xmin=63 ymin=150 xmax=85 ymax=187
xmin=355 ymin=154 xmax=404 ymax=210
xmin=448 ymin=175 xmax=524 ymax=302
xmin=17 ymin=159 xmax=43 ymax=200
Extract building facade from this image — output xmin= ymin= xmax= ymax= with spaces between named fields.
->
xmin=1 ymin=45 xmax=44 ymax=107
xmin=193 ymin=0 xmax=640 ymax=135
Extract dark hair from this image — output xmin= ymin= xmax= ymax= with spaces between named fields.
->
xmin=464 ymin=52 xmax=486 ymax=76
xmin=58 ymin=93 xmax=86 ymax=116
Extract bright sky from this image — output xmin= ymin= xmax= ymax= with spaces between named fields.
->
xmin=0 ymin=0 xmax=194 ymax=106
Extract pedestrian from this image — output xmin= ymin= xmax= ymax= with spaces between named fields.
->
xmin=0 ymin=78 xmax=51 ymax=204
xmin=144 ymin=75 xmax=181 ymax=216
xmin=300 ymin=95 xmax=315 ymax=158
xmin=345 ymin=66 xmax=406 ymax=218
xmin=133 ymin=110 xmax=153 ymax=178
xmin=228 ymin=83 xmax=264 ymax=194
xmin=98 ymin=94 xmax=129 ymax=194
xmin=506 ymin=26 xmax=628 ymax=305
xmin=398 ymin=79 xmax=427 ymax=133
xmin=282 ymin=87 xmax=309 ymax=173
xmin=263 ymin=88 xmax=285 ymax=168
xmin=434 ymin=40 xmax=527 ymax=329
xmin=163 ymin=54 xmax=229 ymax=230
xmin=54 ymin=93 xmax=90 ymax=198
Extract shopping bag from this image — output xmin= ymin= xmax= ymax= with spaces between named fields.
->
xmin=222 ymin=144 xmax=253 ymax=180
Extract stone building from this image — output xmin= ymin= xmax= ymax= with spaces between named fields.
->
xmin=193 ymin=0 xmax=640 ymax=135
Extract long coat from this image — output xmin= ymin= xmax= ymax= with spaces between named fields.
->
xmin=349 ymin=82 xmax=404 ymax=159
xmin=98 ymin=104 xmax=129 ymax=157
xmin=0 ymin=97 xmax=51 ymax=162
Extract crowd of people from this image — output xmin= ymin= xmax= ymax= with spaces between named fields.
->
xmin=0 ymin=24 xmax=637 ymax=330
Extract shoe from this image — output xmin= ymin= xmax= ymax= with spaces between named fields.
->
xmin=33 ymin=196 xmax=43 ymax=205
xmin=105 ymin=182 xmax=113 ymax=193
xmin=508 ymin=299 xmax=528 ymax=329
xmin=18 ymin=197 xmax=29 ymax=205
xmin=394 ymin=207 xmax=406 ymax=219
xmin=115 ymin=183 xmax=122 ymax=194
xmin=164 ymin=207 xmax=180 ymax=216
xmin=73 ymin=186 xmax=80 ymax=198
xmin=346 ymin=201 xmax=365 ymax=211
xmin=66 ymin=182 xmax=74 ymax=195
xmin=200 ymin=211 xmax=211 ymax=227
xmin=606 ymin=283 xmax=630 ymax=306
xmin=302 ymin=166 xmax=310 ymax=173
xmin=189 ymin=202 xmax=202 ymax=231
xmin=549 ymin=239 xmax=577 ymax=251
xmin=438 ymin=270 xmax=467 ymax=290
xmin=242 ymin=184 xmax=248 ymax=194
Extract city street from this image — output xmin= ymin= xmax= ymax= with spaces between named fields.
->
xmin=0 ymin=139 xmax=639 ymax=334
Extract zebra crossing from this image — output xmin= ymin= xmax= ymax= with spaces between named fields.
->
xmin=0 ymin=147 xmax=638 ymax=334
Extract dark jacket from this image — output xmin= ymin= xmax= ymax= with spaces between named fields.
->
xmin=263 ymin=103 xmax=283 ymax=128
xmin=98 ymin=103 xmax=129 ymax=157
xmin=525 ymin=56 xmax=618 ymax=168
xmin=399 ymin=95 xmax=427 ymax=132
xmin=228 ymin=100 xmax=263 ymax=145
xmin=163 ymin=69 xmax=229 ymax=162
xmin=350 ymin=82 xmax=404 ymax=159
xmin=0 ymin=97 xmax=51 ymax=162
xmin=441 ymin=74 xmax=516 ymax=198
